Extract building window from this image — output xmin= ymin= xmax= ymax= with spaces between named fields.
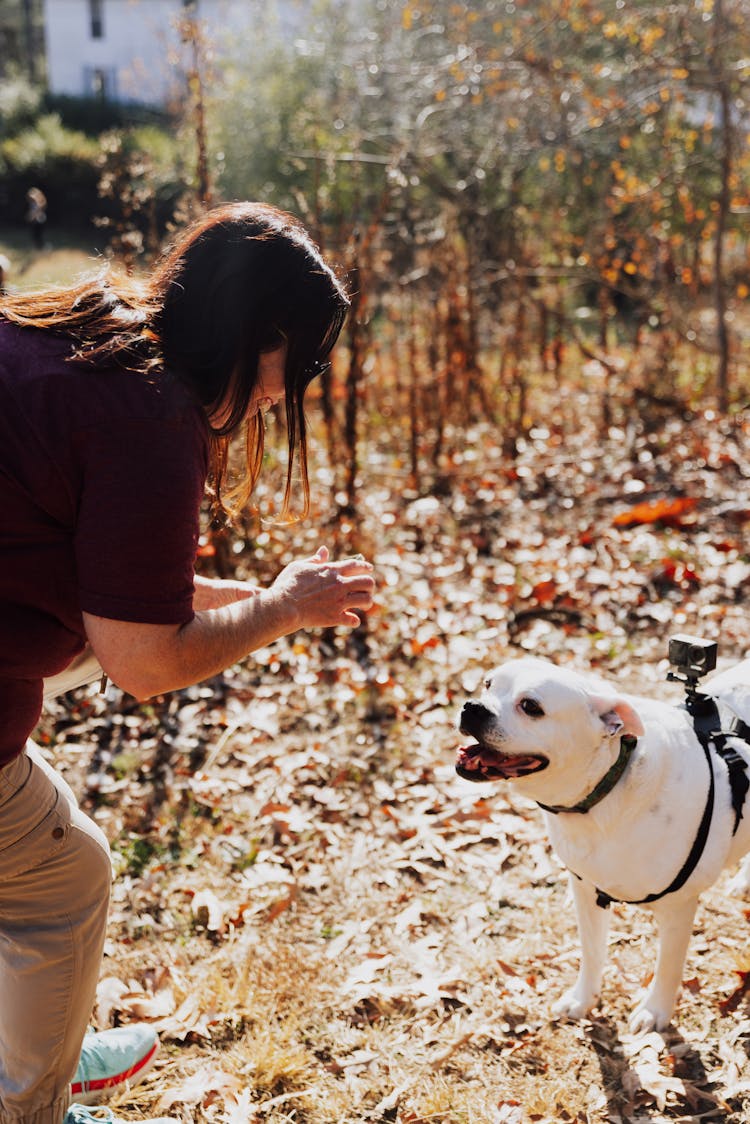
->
xmin=89 ymin=0 xmax=104 ymax=39
xmin=84 ymin=66 xmax=116 ymax=100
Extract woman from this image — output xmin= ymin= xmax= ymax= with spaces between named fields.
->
xmin=0 ymin=202 xmax=375 ymax=1124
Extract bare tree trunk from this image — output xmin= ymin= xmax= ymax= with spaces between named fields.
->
xmin=553 ymin=297 xmax=565 ymax=388
xmin=444 ymin=283 xmax=469 ymax=425
xmin=506 ymin=292 xmax=527 ymax=455
xmin=181 ymin=15 xmax=212 ymax=209
xmin=21 ymin=0 xmax=37 ymax=81
xmin=429 ymin=310 xmax=446 ymax=481
xmin=319 ymin=362 xmax=338 ymax=502
xmin=463 ymin=240 xmax=491 ymax=418
xmin=407 ymin=297 xmax=420 ymax=491
xmin=342 ymin=251 xmax=362 ymax=515
xmin=597 ymin=284 xmax=611 ymax=351
xmin=712 ymin=0 xmax=732 ymax=411
xmin=538 ymin=300 xmax=549 ymax=371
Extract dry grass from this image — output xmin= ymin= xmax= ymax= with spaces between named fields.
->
xmin=36 ymin=387 xmax=750 ymax=1122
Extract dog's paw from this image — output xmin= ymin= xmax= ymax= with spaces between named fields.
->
xmin=629 ymin=1001 xmax=672 ymax=1035
xmin=552 ymin=990 xmax=596 ymax=1022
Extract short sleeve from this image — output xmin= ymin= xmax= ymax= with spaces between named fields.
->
xmin=74 ymin=415 xmax=209 ymax=625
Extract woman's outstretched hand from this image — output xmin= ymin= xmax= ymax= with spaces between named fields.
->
xmin=269 ymin=545 xmax=375 ymax=630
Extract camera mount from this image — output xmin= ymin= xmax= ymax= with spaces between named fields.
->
xmin=666 ymin=633 xmax=718 ymax=713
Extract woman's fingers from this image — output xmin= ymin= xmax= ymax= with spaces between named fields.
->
xmin=271 ymin=550 xmax=375 ymax=630
xmin=308 ymin=547 xmax=372 ymax=575
xmin=339 ymin=554 xmax=372 ymax=574
xmin=340 ymin=610 xmax=363 ymax=626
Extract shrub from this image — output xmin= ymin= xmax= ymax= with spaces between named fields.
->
xmin=44 ymin=92 xmax=168 ymax=135
xmin=0 ymin=113 xmax=102 ymax=224
xmin=0 ymin=74 xmax=43 ymax=137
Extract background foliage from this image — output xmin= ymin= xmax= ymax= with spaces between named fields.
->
xmin=1 ymin=0 xmax=748 ymax=418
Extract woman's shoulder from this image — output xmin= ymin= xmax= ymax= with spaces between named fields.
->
xmin=0 ymin=319 xmax=207 ymax=449
xmin=102 ymin=364 xmax=208 ymax=438
xmin=0 ymin=315 xmax=75 ymax=361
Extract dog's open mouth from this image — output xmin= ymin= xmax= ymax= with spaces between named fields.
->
xmin=455 ymin=743 xmax=549 ymax=782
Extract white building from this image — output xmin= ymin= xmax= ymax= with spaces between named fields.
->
xmin=42 ymin=0 xmax=301 ymax=106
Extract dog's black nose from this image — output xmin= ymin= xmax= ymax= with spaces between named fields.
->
xmin=460 ymin=700 xmax=491 ymax=738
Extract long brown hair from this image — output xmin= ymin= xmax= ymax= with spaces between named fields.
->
xmin=0 ymin=202 xmax=350 ymax=519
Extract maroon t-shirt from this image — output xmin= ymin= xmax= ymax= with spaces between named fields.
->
xmin=0 ymin=318 xmax=210 ymax=766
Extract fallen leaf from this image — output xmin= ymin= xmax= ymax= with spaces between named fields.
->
xmin=613 ymin=496 xmax=698 ymax=528
xmin=156 ymin=1065 xmax=242 ymax=1110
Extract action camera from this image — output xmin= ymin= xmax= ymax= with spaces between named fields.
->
xmin=668 ymin=634 xmax=718 ymax=686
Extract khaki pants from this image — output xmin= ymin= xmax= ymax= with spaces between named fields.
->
xmin=0 ymin=651 xmax=112 ymax=1124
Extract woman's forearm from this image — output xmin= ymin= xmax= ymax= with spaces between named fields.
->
xmin=84 ymin=591 xmax=293 ymax=699
xmin=83 ymin=548 xmax=374 ymax=700
xmin=167 ymin=589 xmax=299 ymax=693
xmin=192 ymin=574 xmax=261 ymax=611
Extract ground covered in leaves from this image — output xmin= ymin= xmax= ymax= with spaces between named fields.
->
xmin=38 ymin=404 xmax=750 ymax=1124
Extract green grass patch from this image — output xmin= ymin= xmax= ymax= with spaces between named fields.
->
xmin=0 ymin=223 xmax=108 ymax=292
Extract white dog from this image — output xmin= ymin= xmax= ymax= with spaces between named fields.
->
xmin=456 ymin=654 xmax=750 ymax=1032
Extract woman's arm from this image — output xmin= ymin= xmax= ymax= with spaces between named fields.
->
xmin=83 ymin=547 xmax=374 ymax=700
xmin=192 ymin=574 xmax=262 ymax=610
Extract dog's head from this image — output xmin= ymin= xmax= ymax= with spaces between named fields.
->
xmin=456 ymin=657 xmax=644 ymax=797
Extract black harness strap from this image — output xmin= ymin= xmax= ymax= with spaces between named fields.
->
xmin=571 ymin=695 xmax=750 ymax=910
xmin=690 ymin=695 xmax=750 ymax=835
xmin=714 ymin=721 xmax=750 ymax=833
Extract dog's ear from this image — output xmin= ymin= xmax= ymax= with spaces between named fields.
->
xmin=589 ymin=695 xmax=645 ymax=738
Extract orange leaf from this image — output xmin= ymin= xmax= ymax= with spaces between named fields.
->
xmin=266 ymin=885 xmax=298 ymax=923
xmin=531 ymin=579 xmax=557 ymax=604
xmin=411 ymin=635 xmax=440 ymax=655
xmin=259 ymin=802 xmax=291 ymax=816
xmin=613 ymin=496 xmax=698 ymax=528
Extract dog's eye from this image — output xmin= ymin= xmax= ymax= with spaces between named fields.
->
xmin=519 ymin=697 xmax=545 ymax=718
xmin=484 ymin=678 xmax=492 ymax=690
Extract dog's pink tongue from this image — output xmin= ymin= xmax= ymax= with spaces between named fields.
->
xmin=456 ymin=745 xmax=483 ymax=770
xmin=457 ymin=744 xmax=503 ymax=771
xmin=457 ymin=744 xmax=545 ymax=778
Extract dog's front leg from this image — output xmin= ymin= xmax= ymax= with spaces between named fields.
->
xmin=552 ymin=874 xmax=610 ymax=1021
xmin=629 ymin=894 xmax=699 ymax=1034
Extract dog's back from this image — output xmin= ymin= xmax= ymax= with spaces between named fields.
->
xmin=705 ymin=657 xmax=750 ymax=725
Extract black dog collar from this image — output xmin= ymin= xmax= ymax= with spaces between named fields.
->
xmin=537 ymin=734 xmax=638 ymax=816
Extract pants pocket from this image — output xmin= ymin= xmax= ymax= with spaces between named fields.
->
xmin=0 ymin=760 xmax=70 ymax=883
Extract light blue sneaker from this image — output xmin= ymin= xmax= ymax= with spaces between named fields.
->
xmin=65 ymin=1107 xmax=178 ymax=1123
xmin=70 ymin=1025 xmax=159 ymax=1104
